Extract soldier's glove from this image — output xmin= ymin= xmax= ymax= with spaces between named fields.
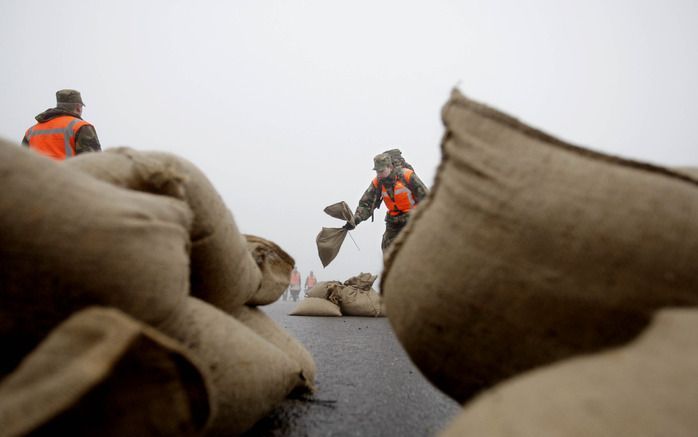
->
xmin=342 ymin=222 xmax=355 ymax=231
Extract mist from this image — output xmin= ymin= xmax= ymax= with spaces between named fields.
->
xmin=2 ymin=0 xmax=696 ymax=284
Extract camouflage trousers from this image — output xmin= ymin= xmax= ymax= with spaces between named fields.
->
xmin=381 ymin=214 xmax=409 ymax=252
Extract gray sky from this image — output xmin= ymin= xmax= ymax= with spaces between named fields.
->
xmin=2 ymin=1 xmax=697 ymax=284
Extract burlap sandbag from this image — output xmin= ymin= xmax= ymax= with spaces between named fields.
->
xmin=305 ymin=281 xmax=343 ymax=299
xmin=289 ymin=298 xmax=343 ymax=317
xmin=66 ymin=147 xmax=263 ymax=311
xmin=343 ymin=272 xmax=378 ymax=290
xmin=0 ymin=140 xmax=192 ymax=375
xmin=440 ymin=309 xmax=698 ymax=437
xmin=330 ymin=286 xmax=384 ymax=317
xmin=158 ymin=297 xmax=304 ymax=435
xmin=316 ymin=227 xmax=349 ymax=267
xmin=382 ymin=90 xmax=698 ymax=402
xmin=231 ymin=305 xmax=316 ymax=391
xmin=676 ymin=166 xmax=698 ymax=179
xmin=245 ymin=235 xmax=295 ymax=305
xmin=0 ymin=307 xmax=211 ymax=437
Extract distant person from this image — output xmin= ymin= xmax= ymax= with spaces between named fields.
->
xmin=289 ymin=267 xmax=302 ymax=302
xmin=304 ymin=271 xmax=317 ymax=293
xmin=344 ymin=152 xmax=428 ymax=252
xmin=22 ymin=89 xmax=101 ymax=160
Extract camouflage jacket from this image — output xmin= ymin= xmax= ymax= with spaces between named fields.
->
xmin=353 ymin=168 xmax=429 ymax=225
xmin=21 ymin=107 xmax=102 ymax=155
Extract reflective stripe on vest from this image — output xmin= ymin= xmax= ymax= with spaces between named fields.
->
xmin=25 ymin=116 xmax=89 ymax=160
xmin=373 ymin=169 xmax=416 ymax=216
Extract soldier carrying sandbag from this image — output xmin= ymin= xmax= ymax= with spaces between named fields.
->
xmin=344 ymin=150 xmax=429 ymax=252
xmin=22 ymin=89 xmax=102 ymax=160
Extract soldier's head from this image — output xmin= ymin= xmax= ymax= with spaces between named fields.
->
xmin=372 ymin=153 xmax=393 ymax=179
xmin=56 ymin=89 xmax=85 ymax=116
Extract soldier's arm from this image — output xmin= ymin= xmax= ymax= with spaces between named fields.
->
xmin=408 ymin=172 xmax=429 ymax=204
xmin=75 ymin=125 xmax=102 ymax=154
xmin=353 ymin=183 xmax=381 ymax=225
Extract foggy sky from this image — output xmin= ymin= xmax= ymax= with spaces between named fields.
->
xmin=2 ymin=1 xmax=696 ymax=285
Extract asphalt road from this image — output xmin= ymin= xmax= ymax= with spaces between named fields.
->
xmin=244 ymin=299 xmax=461 ymax=437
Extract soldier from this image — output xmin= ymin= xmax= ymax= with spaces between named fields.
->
xmin=344 ymin=153 xmax=429 ymax=252
xmin=22 ymin=89 xmax=102 ymax=160
xmin=289 ymin=267 xmax=302 ymax=302
xmin=304 ymin=271 xmax=317 ymax=292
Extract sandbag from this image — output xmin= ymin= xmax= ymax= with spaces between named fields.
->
xmin=157 ymin=297 xmax=304 ymax=435
xmin=289 ymin=298 xmax=343 ymax=317
xmin=323 ymin=201 xmax=355 ymax=222
xmin=316 ymin=201 xmax=355 ymax=267
xmin=330 ymin=286 xmax=384 ymax=317
xmin=0 ymin=307 xmax=211 ymax=437
xmin=343 ymin=272 xmax=378 ymax=291
xmin=245 ymin=235 xmax=295 ymax=305
xmin=382 ymin=90 xmax=698 ymax=402
xmin=316 ymin=227 xmax=349 ymax=267
xmin=66 ymin=147 xmax=263 ymax=311
xmin=305 ymin=281 xmax=343 ymax=300
xmin=675 ymin=166 xmax=698 ymax=179
xmin=0 ymin=139 xmax=192 ymax=375
xmin=231 ymin=305 xmax=316 ymax=391
xmin=440 ymin=309 xmax=698 ymax=437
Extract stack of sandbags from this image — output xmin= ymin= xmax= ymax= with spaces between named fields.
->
xmin=382 ymin=89 xmax=698 ymax=405
xmin=290 ymin=281 xmax=344 ymax=316
xmin=0 ymin=307 xmax=211 ymax=437
xmin=439 ymin=309 xmax=698 ymax=437
xmin=0 ymin=142 xmax=314 ymax=435
xmin=290 ymin=274 xmax=385 ymax=317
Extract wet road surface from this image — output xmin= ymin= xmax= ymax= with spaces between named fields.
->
xmin=244 ymin=300 xmax=460 ymax=436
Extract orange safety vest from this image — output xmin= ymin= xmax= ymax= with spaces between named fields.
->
xmin=290 ymin=271 xmax=301 ymax=286
xmin=25 ymin=115 xmax=91 ymax=160
xmin=372 ymin=169 xmax=417 ymax=216
xmin=305 ymin=275 xmax=317 ymax=288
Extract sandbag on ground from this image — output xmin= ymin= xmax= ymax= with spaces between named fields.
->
xmin=66 ymin=147 xmax=263 ymax=311
xmin=440 ymin=309 xmax=698 ymax=437
xmin=382 ymin=90 xmax=698 ymax=402
xmin=232 ymin=305 xmax=316 ymax=391
xmin=158 ymin=297 xmax=304 ymax=435
xmin=245 ymin=235 xmax=295 ymax=305
xmin=289 ymin=298 xmax=343 ymax=317
xmin=305 ymin=281 xmax=343 ymax=299
xmin=0 ymin=139 xmax=192 ymax=375
xmin=330 ymin=286 xmax=384 ymax=317
xmin=0 ymin=307 xmax=211 ymax=437
xmin=343 ymin=272 xmax=378 ymax=290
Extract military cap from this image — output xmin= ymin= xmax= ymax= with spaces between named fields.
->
xmin=372 ymin=153 xmax=392 ymax=171
xmin=56 ymin=89 xmax=85 ymax=106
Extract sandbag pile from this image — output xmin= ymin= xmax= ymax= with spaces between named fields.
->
xmin=0 ymin=143 xmax=313 ymax=435
xmin=381 ymin=90 xmax=698 ymax=433
xmin=439 ymin=309 xmax=698 ymax=437
xmin=290 ymin=273 xmax=385 ymax=317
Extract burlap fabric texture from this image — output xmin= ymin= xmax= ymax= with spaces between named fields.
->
xmin=439 ymin=309 xmax=698 ymax=437
xmin=382 ymin=89 xmax=698 ymax=402
xmin=66 ymin=147 xmax=264 ymax=311
xmin=289 ymin=298 xmax=343 ymax=317
xmin=0 ymin=140 xmax=192 ymax=375
xmin=245 ymin=235 xmax=295 ymax=305
xmin=1 ymin=141 xmax=314 ymax=435
xmin=0 ymin=307 xmax=211 ymax=437
xmin=316 ymin=201 xmax=355 ymax=267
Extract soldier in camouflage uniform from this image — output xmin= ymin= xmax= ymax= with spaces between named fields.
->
xmin=22 ymin=89 xmax=101 ymax=159
xmin=344 ymin=153 xmax=429 ymax=252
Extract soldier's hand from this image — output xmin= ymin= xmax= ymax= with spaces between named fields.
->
xmin=342 ymin=222 xmax=355 ymax=230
